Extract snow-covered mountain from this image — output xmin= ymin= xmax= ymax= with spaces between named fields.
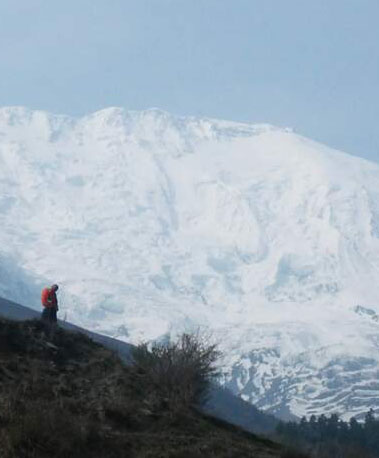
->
xmin=1 ymin=106 xmax=379 ymax=420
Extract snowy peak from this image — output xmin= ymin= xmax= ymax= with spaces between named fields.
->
xmin=1 ymin=107 xmax=379 ymax=420
xmin=0 ymin=106 xmax=288 ymax=156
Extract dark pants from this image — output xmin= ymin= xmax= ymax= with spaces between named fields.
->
xmin=41 ymin=308 xmax=57 ymax=324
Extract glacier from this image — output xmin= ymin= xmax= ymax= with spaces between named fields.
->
xmin=1 ymin=106 xmax=379 ymax=420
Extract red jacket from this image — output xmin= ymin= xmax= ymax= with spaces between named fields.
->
xmin=41 ymin=287 xmax=58 ymax=308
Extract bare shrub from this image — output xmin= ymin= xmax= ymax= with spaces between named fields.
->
xmin=131 ymin=331 xmax=221 ymax=412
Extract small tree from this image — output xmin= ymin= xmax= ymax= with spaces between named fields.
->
xmin=131 ymin=331 xmax=221 ymax=412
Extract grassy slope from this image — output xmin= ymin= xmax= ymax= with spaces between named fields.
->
xmin=0 ymin=296 xmax=279 ymax=436
xmin=0 ymin=318 xmax=288 ymax=458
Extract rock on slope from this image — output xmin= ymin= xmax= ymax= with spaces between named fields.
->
xmin=1 ymin=106 xmax=379 ymax=420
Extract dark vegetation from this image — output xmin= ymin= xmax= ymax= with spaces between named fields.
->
xmin=277 ymin=412 xmax=379 ymax=457
xmin=0 ymin=317 xmax=292 ymax=457
xmin=131 ymin=332 xmax=220 ymax=412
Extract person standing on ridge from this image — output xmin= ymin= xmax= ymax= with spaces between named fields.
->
xmin=41 ymin=284 xmax=59 ymax=325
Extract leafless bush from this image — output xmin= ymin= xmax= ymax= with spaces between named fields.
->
xmin=131 ymin=331 xmax=221 ymax=412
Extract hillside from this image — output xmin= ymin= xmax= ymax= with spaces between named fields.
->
xmin=0 ymin=296 xmax=278 ymax=435
xmin=1 ymin=106 xmax=379 ymax=419
xmin=0 ymin=317 xmax=286 ymax=458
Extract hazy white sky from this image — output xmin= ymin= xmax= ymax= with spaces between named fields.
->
xmin=0 ymin=0 xmax=378 ymax=162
